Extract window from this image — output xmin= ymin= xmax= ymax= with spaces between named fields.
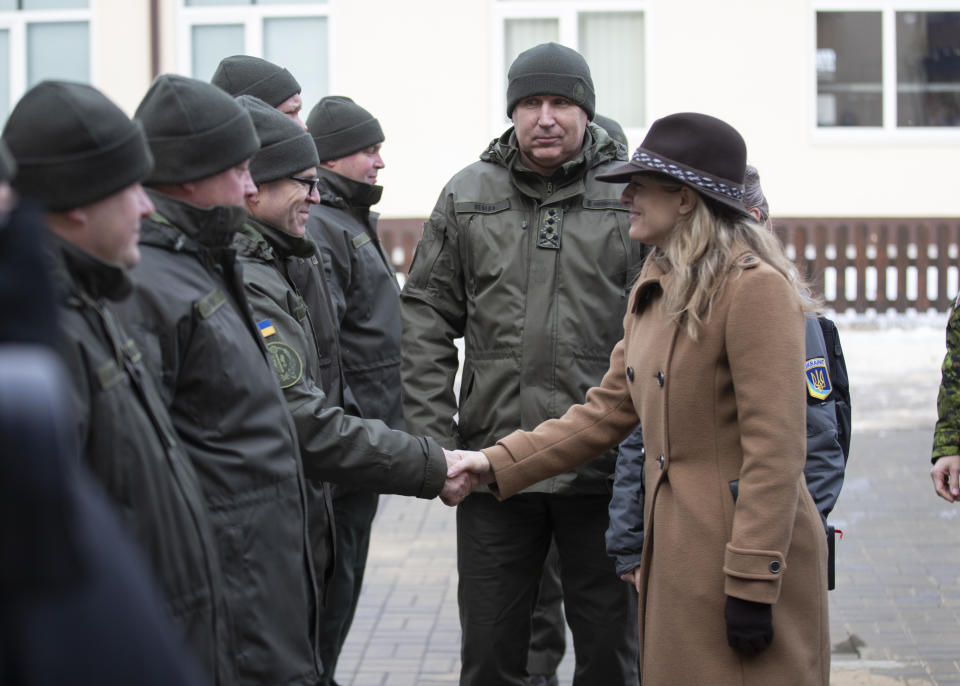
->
xmin=815 ymin=4 xmax=960 ymax=133
xmin=0 ymin=0 xmax=91 ymax=123
xmin=493 ymin=1 xmax=646 ymax=135
xmin=178 ymin=0 xmax=329 ymax=112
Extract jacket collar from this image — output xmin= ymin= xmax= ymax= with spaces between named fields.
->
xmin=47 ymin=232 xmax=132 ymax=303
xmin=631 ymin=254 xmax=671 ymax=315
xmin=236 ymin=213 xmax=317 ymax=261
xmin=480 ymin=123 xmax=620 ymax=201
xmin=316 ymin=167 xmax=383 ymax=210
xmin=143 ymin=188 xmax=247 ymax=251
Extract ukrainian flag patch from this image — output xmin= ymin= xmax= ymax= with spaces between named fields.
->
xmin=804 ymin=357 xmax=832 ymax=400
xmin=258 ymin=319 xmax=276 ymax=338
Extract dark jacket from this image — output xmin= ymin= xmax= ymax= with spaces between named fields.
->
xmin=306 ymin=168 xmax=404 ymax=430
xmin=802 ymin=316 xmax=846 ymax=523
xmin=401 ymin=123 xmax=647 ymax=494
xmin=232 ymin=216 xmax=447 ymax=504
xmin=48 ymin=234 xmax=234 ymax=684
xmin=0 ymin=347 xmax=208 ymax=686
xmin=115 ymin=190 xmax=322 ymax=686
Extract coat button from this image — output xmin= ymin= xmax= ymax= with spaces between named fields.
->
xmin=658 ymin=454 xmax=664 ymax=469
xmin=769 ymin=561 xmax=781 ymax=574
xmin=626 ymin=366 xmax=635 ymax=382
xmin=657 ymin=371 xmax=664 ymax=387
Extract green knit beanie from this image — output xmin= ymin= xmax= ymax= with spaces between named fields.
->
xmin=235 ymin=95 xmax=318 ymax=184
xmin=211 ymin=55 xmax=301 ymax=107
xmin=0 ymin=140 xmax=15 ymax=183
xmin=506 ymin=42 xmax=595 ymax=120
xmin=135 ymin=74 xmax=260 ymax=185
xmin=306 ymin=96 xmax=384 ymax=162
xmin=593 ymin=113 xmax=628 ymax=147
xmin=2 ymin=81 xmax=153 ymax=211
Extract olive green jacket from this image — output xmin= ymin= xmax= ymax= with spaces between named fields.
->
xmin=233 ymin=217 xmax=447 ymax=501
xmin=117 ymin=190 xmax=321 ymax=686
xmin=933 ymin=296 xmax=960 ymax=460
xmin=49 ymin=234 xmax=235 ymax=685
xmin=401 ymin=123 xmax=647 ymax=494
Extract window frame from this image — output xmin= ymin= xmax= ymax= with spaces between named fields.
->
xmin=0 ymin=2 xmax=93 ymax=120
xmin=811 ymin=0 xmax=960 ymax=144
xmin=176 ymin=0 xmax=334 ymax=89
xmin=491 ymin=0 xmax=649 ymax=139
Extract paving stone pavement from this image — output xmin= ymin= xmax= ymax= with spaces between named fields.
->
xmin=335 ymin=320 xmax=960 ymax=685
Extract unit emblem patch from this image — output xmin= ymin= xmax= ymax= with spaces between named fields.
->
xmin=267 ymin=341 xmax=303 ymax=388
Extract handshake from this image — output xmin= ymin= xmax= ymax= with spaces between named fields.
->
xmin=438 ymin=449 xmax=495 ymax=506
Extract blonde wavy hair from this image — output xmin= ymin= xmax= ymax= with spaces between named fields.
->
xmin=654 ymin=191 xmax=820 ymax=340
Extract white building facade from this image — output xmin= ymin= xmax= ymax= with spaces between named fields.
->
xmin=2 ymin=0 xmax=957 ymax=221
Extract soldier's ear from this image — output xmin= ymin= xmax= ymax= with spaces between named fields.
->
xmin=64 ymin=207 xmax=88 ymax=226
xmin=245 ymin=186 xmax=262 ymax=209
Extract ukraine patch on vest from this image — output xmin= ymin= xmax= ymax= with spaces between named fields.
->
xmin=805 ymin=357 xmax=832 ymax=400
xmin=258 ymin=319 xmax=276 ymax=338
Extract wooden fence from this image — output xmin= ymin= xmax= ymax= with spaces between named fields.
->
xmin=774 ymin=218 xmax=960 ymax=313
xmin=379 ymin=217 xmax=960 ymax=314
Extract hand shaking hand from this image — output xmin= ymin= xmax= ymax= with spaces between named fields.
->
xmin=438 ymin=449 xmax=496 ymax=506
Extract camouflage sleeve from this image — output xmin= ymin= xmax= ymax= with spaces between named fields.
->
xmin=932 ymin=298 xmax=960 ymax=461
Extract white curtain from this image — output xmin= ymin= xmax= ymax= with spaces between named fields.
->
xmin=22 ymin=0 xmax=88 ymax=8
xmin=579 ymin=11 xmax=644 ymax=128
xmin=0 ymin=30 xmax=8 ymax=122
xmin=191 ymin=24 xmax=244 ymax=82
xmin=264 ymin=16 xmax=328 ymax=110
xmin=27 ymin=21 xmax=88 ymax=86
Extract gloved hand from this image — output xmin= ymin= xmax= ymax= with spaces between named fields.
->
xmin=724 ymin=595 xmax=773 ymax=656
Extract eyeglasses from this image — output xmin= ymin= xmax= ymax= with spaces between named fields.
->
xmin=289 ymin=176 xmax=319 ymax=194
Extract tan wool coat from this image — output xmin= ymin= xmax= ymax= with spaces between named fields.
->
xmin=485 ymin=251 xmax=830 ymax=686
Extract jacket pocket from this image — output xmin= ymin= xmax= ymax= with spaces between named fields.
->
xmin=405 ymin=221 xmax=448 ymax=290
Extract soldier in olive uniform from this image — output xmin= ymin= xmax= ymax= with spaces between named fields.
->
xmin=932 ymin=296 xmax=960 ymax=501
xmin=115 ymin=75 xmax=323 ymax=686
xmin=304 ymin=95 xmax=399 ymax=686
xmin=2 ymin=81 xmax=235 ymax=684
xmin=229 ymin=100 xmax=466 ymax=663
xmin=402 ymin=43 xmax=644 ymax=686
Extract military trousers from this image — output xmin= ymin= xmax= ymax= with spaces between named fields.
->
xmin=526 ymin=538 xmax=566 ymax=676
xmin=318 ymin=488 xmax=379 ymax=686
xmin=457 ymin=492 xmax=639 ymax=686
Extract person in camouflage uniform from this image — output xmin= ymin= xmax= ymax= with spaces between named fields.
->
xmin=931 ymin=296 xmax=960 ymax=501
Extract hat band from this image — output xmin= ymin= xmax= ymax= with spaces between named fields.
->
xmin=631 ymin=150 xmax=743 ymax=202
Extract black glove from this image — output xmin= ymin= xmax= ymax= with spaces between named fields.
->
xmin=724 ymin=595 xmax=773 ymax=656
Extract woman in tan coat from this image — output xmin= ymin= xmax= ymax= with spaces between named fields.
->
xmin=451 ymin=112 xmax=830 ymax=686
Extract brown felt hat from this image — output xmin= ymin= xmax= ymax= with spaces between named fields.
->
xmin=598 ymin=112 xmax=749 ymax=216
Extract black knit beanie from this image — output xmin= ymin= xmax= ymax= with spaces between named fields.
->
xmin=1 ymin=81 xmax=153 ymax=212
xmin=593 ymin=113 xmax=627 ymax=147
xmin=135 ymin=74 xmax=260 ymax=185
xmin=211 ymin=55 xmax=301 ymax=107
xmin=506 ymin=42 xmax=595 ymax=120
xmin=306 ymin=96 xmax=384 ymax=162
xmin=235 ymin=95 xmax=318 ymax=184
xmin=0 ymin=140 xmax=15 ymax=183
